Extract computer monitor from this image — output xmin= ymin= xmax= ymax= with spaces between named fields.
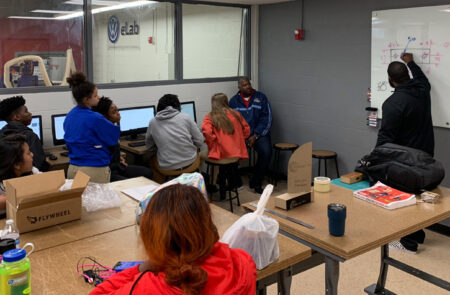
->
xmin=119 ymin=106 xmax=155 ymax=139
xmin=180 ymin=101 xmax=196 ymax=122
xmin=51 ymin=113 xmax=66 ymax=146
xmin=0 ymin=115 xmax=43 ymax=144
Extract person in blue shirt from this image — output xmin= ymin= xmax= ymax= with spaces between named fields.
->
xmin=229 ymin=77 xmax=272 ymax=194
xmin=64 ymin=72 xmax=120 ymax=183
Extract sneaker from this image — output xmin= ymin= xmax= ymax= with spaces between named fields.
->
xmin=388 ymin=241 xmax=417 ymax=254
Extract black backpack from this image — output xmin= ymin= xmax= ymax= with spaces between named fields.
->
xmin=355 ymin=143 xmax=445 ymax=194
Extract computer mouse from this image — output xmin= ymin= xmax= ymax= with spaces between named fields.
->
xmin=49 ymin=154 xmax=58 ymax=161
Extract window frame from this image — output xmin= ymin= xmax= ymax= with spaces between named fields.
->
xmin=0 ymin=0 xmax=251 ymax=95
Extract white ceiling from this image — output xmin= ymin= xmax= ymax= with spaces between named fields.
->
xmin=196 ymin=0 xmax=294 ymax=5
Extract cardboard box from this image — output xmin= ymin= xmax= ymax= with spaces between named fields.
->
xmin=274 ymin=191 xmax=312 ymax=210
xmin=341 ymin=172 xmax=365 ymax=184
xmin=5 ymin=170 xmax=90 ymax=233
xmin=274 ymin=142 xmax=313 ymax=210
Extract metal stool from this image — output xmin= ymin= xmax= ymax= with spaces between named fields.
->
xmin=312 ymin=150 xmax=340 ymax=178
xmin=205 ymin=157 xmax=240 ymax=213
xmin=271 ymin=142 xmax=299 ymax=186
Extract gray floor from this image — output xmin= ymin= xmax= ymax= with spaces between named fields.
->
xmin=211 ymin=178 xmax=450 ymax=295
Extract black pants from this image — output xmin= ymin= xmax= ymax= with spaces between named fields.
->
xmin=217 ymin=163 xmax=239 ymax=199
xmin=400 ymin=229 xmax=425 ymax=251
xmin=250 ymin=134 xmax=272 ymax=188
xmin=111 ymin=164 xmax=153 ymax=182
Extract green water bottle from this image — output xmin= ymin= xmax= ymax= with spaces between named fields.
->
xmin=0 ymin=243 xmax=34 ymax=295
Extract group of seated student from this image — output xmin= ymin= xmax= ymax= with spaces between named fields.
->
xmin=0 ymin=134 xmax=36 ymax=217
xmin=144 ymin=92 xmax=251 ymax=191
xmin=90 ymin=184 xmax=256 ymax=294
xmin=0 ymin=72 xmax=259 ymax=191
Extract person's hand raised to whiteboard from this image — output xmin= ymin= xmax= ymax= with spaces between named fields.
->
xmin=401 ymin=53 xmax=414 ymax=64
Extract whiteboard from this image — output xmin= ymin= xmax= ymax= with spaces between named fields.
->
xmin=371 ymin=5 xmax=450 ymax=128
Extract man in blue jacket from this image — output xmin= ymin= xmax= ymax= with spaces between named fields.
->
xmin=229 ymin=77 xmax=272 ymax=194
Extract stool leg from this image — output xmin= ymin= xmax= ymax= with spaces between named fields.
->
xmin=228 ymin=189 xmax=233 ymax=213
xmin=325 ymin=159 xmax=328 ymax=177
xmin=274 ymin=150 xmax=280 ymax=186
xmin=206 ymin=163 xmax=212 ymax=202
xmin=334 ymin=157 xmax=340 ymax=178
xmin=318 ymin=159 xmax=321 ymax=176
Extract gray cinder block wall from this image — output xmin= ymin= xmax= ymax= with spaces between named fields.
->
xmin=259 ymin=0 xmax=450 ymax=186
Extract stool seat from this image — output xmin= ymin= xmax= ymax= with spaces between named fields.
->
xmin=271 ymin=142 xmax=298 ymax=186
xmin=150 ymin=155 xmax=200 ymax=183
xmin=312 ymin=150 xmax=337 ymax=159
xmin=312 ymin=150 xmax=339 ymax=178
xmin=206 ymin=157 xmax=239 ymax=165
xmin=274 ymin=142 xmax=299 ymax=150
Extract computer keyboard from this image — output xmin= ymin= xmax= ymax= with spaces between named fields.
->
xmin=128 ymin=141 xmax=146 ymax=147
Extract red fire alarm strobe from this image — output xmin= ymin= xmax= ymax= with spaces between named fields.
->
xmin=294 ymin=29 xmax=304 ymax=40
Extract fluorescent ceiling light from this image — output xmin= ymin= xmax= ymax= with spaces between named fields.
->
xmin=64 ymin=0 xmax=122 ymax=5
xmin=440 ymin=9 xmax=450 ymax=12
xmin=92 ymin=0 xmax=155 ymax=14
xmin=31 ymin=9 xmax=80 ymax=14
xmin=10 ymin=0 xmax=155 ymax=21
xmin=55 ymin=11 xmax=84 ymax=19
xmin=8 ymin=16 xmax=55 ymax=20
xmin=55 ymin=0 xmax=155 ymax=19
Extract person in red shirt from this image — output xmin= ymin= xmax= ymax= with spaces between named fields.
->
xmin=90 ymin=184 xmax=256 ymax=295
xmin=202 ymin=93 xmax=250 ymax=199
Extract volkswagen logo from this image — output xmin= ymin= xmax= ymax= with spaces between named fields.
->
xmin=108 ymin=15 xmax=120 ymax=43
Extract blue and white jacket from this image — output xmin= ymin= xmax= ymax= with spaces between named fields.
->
xmin=229 ymin=90 xmax=272 ymax=137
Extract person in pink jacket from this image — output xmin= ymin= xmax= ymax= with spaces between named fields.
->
xmin=202 ymin=93 xmax=250 ymax=198
xmin=202 ymin=93 xmax=250 ymax=161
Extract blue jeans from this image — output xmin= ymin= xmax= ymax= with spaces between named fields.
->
xmin=251 ymin=134 xmax=272 ymax=188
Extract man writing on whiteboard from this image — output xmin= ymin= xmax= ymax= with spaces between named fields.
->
xmin=376 ymin=53 xmax=434 ymax=155
xmin=376 ymin=53 xmax=434 ymax=254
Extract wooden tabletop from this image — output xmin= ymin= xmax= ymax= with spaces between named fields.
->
xmin=243 ymin=184 xmax=450 ymax=260
xmin=119 ymin=139 xmax=149 ymax=155
xmin=30 ymin=205 xmax=310 ymax=294
xmin=0 ymin=177 xmax=155 ymax=251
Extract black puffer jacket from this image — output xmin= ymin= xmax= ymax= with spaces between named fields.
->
xmin=376 ymin=61 xmax=434 ymax=156
xmin=0 ymin=122 xmax=48 ymax=171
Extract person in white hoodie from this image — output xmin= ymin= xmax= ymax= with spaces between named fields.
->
xmin=145 ymin=94 xmax=204 ymax=183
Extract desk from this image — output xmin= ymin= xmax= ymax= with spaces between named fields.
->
xmin=119 ymin=139 xmax=148 ymax=156
xmin=30 ymin=204 xmax=311 ymax=295
xmin=45 ymin=146 xmax=70 ymax=171
xmin=0 ymin=177 xmax=155 ymax=252
xmin=243 ymin=185 xmax=450 ymax=294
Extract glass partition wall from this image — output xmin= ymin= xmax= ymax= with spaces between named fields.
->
xmin=0 ymin=0 xmax=250 ymax=91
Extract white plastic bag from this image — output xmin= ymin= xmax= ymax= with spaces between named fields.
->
xmin=221 ymin=185 xmax=280 ymax=270
xmin=81 ymin=182 xmax=122 ymax=212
